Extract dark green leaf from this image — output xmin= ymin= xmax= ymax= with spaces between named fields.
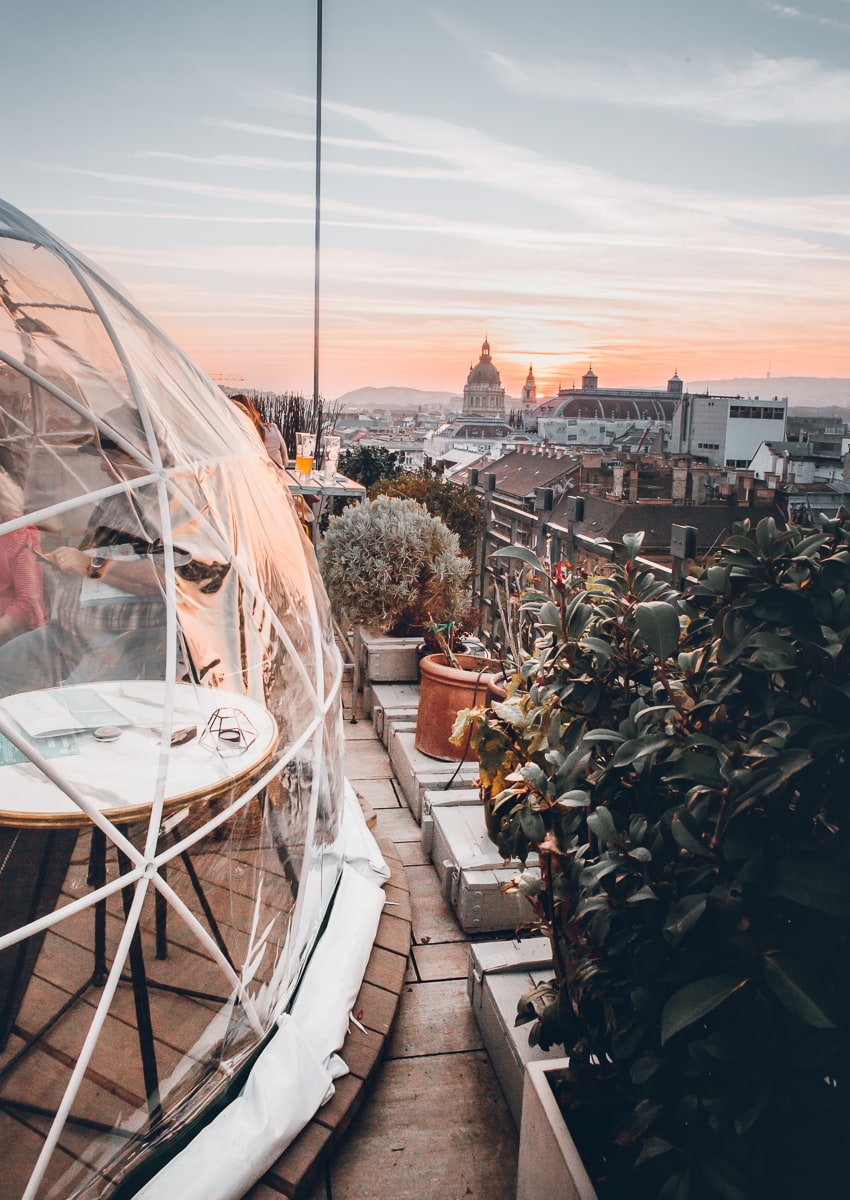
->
xmin=701 ymin=1158 xmax=748 ymax=1200
xmin=746 ymin=632 xmax=797 ymax=671
xmin=634 ymin=1136 xmax=675 ymax=1167
xmin=519 ymin=763 xmax=547 ymax=791
xmin=661 ymin=976 xmax=747 ymax=1044
xmin=662 ymin=753 xmax=724 ymax=788
xmin=555 ymin=790 xmax=591 ymax=808
xmin=771 ymin=859 xmax=850 ymax=917
xmin=582 ymin=636 xmax=614 ymax=664
xmin=520 ymin=807 xmax=546 ymax=843
xmin=659 ymin=1168 xmax=691 ymax=1200
xmin=538 ymin=600 xmax=561 ymax=631
xmin=622 ymin=530 xmax=645 ymax=560
xmin=630 ymin=1055 xmax=662 ymax=1085
xmin=763 ymin=953 xmax=836 ymax=1029
xmin=587 ymin=806 xmax=617 ymax=842
xmin=489 ymin=545 xmax=543 ymax=569
xmin=671 ymin=813 xmax=713 ymax=858
xmin=664 ymin=894 xmax=707 ymax=945
xmin=636 ymin=601 xmax=681 ymax=659
xmin=611 ymin=735 xmax=671 ymax=768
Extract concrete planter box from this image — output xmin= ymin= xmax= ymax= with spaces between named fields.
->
xmin=387 ymin=727 xmax=478 ymax=820
xmin=355 ymin=626 xmax=423 ymax=683
xmin=369 ymin=681 xmax=421 ymax=747
xmin=420 ymin=786 xmax=480 ymax=854
xmin=517 ymin=1060 xmax=598 ymax=1200
xmin=432 ymin=803 xmax=539 ymax=933
xmin=467 ymin=938 xmax=554 ymax=1126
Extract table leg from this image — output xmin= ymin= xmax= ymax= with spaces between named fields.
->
xmin=155 ymin=870 xmax=167 ymax=961
xmin=179 ymin=852 xmax=235 ymax=972
xmin=115 ymin=840 xmax=160 ymax=1116
xmin=88 ymin=826 xmax=107 ymax=986
xmin=0 ymin=826 xmax=78 ymax=1052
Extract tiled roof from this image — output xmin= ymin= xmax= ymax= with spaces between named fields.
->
xmin=465 ymin=449 xmax=580 ymax=499
xmin=554 ymin=494 xmax=783 ymax=553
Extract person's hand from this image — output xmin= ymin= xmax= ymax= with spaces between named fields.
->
xmin=44 ymin=546 xmax=92 ymax=576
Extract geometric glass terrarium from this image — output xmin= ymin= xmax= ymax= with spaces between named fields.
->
xmin=0 ymin=199 xmax=348 ymax=1198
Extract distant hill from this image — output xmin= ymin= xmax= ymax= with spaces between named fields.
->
xmin=688 ymin=377 xmax=850 ymax=409
xmin=334 ymin=386 xmax=456 ymax=412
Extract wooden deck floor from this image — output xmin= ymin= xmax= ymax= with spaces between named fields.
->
xmin=0 ymin=708 xmax=516 ymax=1200
xmin=247 ymin=716 xmax=518 ymax=1200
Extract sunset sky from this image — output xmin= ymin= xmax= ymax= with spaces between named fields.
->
xmin=5 ymin=0 xmax=850 ymax=400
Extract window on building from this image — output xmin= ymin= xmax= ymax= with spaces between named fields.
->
xmin=729 ymin=405 xmax=780 ymax=420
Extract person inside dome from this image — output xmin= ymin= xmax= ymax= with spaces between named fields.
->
xmin=0 ymin=409 xmax=228 ymax=696
xmin=229 ymin=393 xmax=289 ymax=469
xmin=0 ymin=468 xmax=47 ymax=645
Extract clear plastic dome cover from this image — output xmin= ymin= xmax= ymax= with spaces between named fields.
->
xmin=0 ymin=199 xmax=347 ymax=1198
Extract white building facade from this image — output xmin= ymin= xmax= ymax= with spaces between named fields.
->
xmin=670 ymin=395 xmax=787 ymax=468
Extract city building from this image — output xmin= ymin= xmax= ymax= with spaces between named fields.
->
xmin=520 ymin=365 xmax=536 ymax=409
xmin=669 ymin=392 xmax=787 ymax=468
xmin=422 ymin=418 xmax=532 ymax=463
xmin=532 ymin=366 xmax=680 ymax=450
xmin=462 ymin=337 xmax=506 ymax=418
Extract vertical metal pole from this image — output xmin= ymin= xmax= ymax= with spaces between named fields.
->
xmin=313 ymin=0 xmax=323 ymax=409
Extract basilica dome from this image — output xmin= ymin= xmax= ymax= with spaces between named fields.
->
xmin=462 ymin=338 xmax=505 ymax=418
xmin=466 ymin=338 xmax=501 ymax=387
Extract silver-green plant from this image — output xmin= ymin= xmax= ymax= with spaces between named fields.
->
xmin=319 ymin=495 xmax=471 ymax=632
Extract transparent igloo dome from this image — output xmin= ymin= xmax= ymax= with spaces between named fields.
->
xmin=0 ymin=200 xmax=355 ymax=1198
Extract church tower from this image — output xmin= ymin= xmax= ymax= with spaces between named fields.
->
xmin=521 ymin=364 xmax=536 ymax=408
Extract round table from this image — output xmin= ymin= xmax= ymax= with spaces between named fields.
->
xmin=0 ymin=680 xmax=278 ymax=828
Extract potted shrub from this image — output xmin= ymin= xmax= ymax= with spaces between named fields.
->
xmin=415 ymin=646 xmax=497 ymax=762
xmin=460 ymin=518 xmax=850 ymax=1200
xmin=319 ymin=495 xmax=471 ymax=683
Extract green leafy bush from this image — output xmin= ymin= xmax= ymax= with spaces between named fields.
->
xmin=338 ymin=445 xmax=403 ymax=488
xmin=368 ymin=469 xmax=487 ymax=560
xmin=461 ymin=517 xmax=850 ymax=1200
xmin=319 ymin=495 xmax=471 ymax=633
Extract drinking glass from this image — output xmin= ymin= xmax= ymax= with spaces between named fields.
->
xmin=295 ymin=432 xmax=315 ymax=481
xmin=322 ymin=436 xmax=341 ymax=480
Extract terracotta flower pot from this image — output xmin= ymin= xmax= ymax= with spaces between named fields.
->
xmin=414 ymin=653 xmax=496 ymax=762
xmin=486 ymin=673 xmax=507 ymax=705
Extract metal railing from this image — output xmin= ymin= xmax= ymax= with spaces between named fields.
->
xmin=468 ymin=475 xmax=695 ymax=652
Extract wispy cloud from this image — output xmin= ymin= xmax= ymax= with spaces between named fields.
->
xmin=205 ymin=118 xmax=440 ymax=159
xmin=486 ymin=49 xmax=850 ymax=126
xmin=751 ymin=0 xmax=850 ymax=35
xmin=45 ymin=98 xmax=850 ymax=259
xmin=137 ymin=149 xmax=458 ymax=182
xmin=312 ymin=96 xmax=850 ymax=247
